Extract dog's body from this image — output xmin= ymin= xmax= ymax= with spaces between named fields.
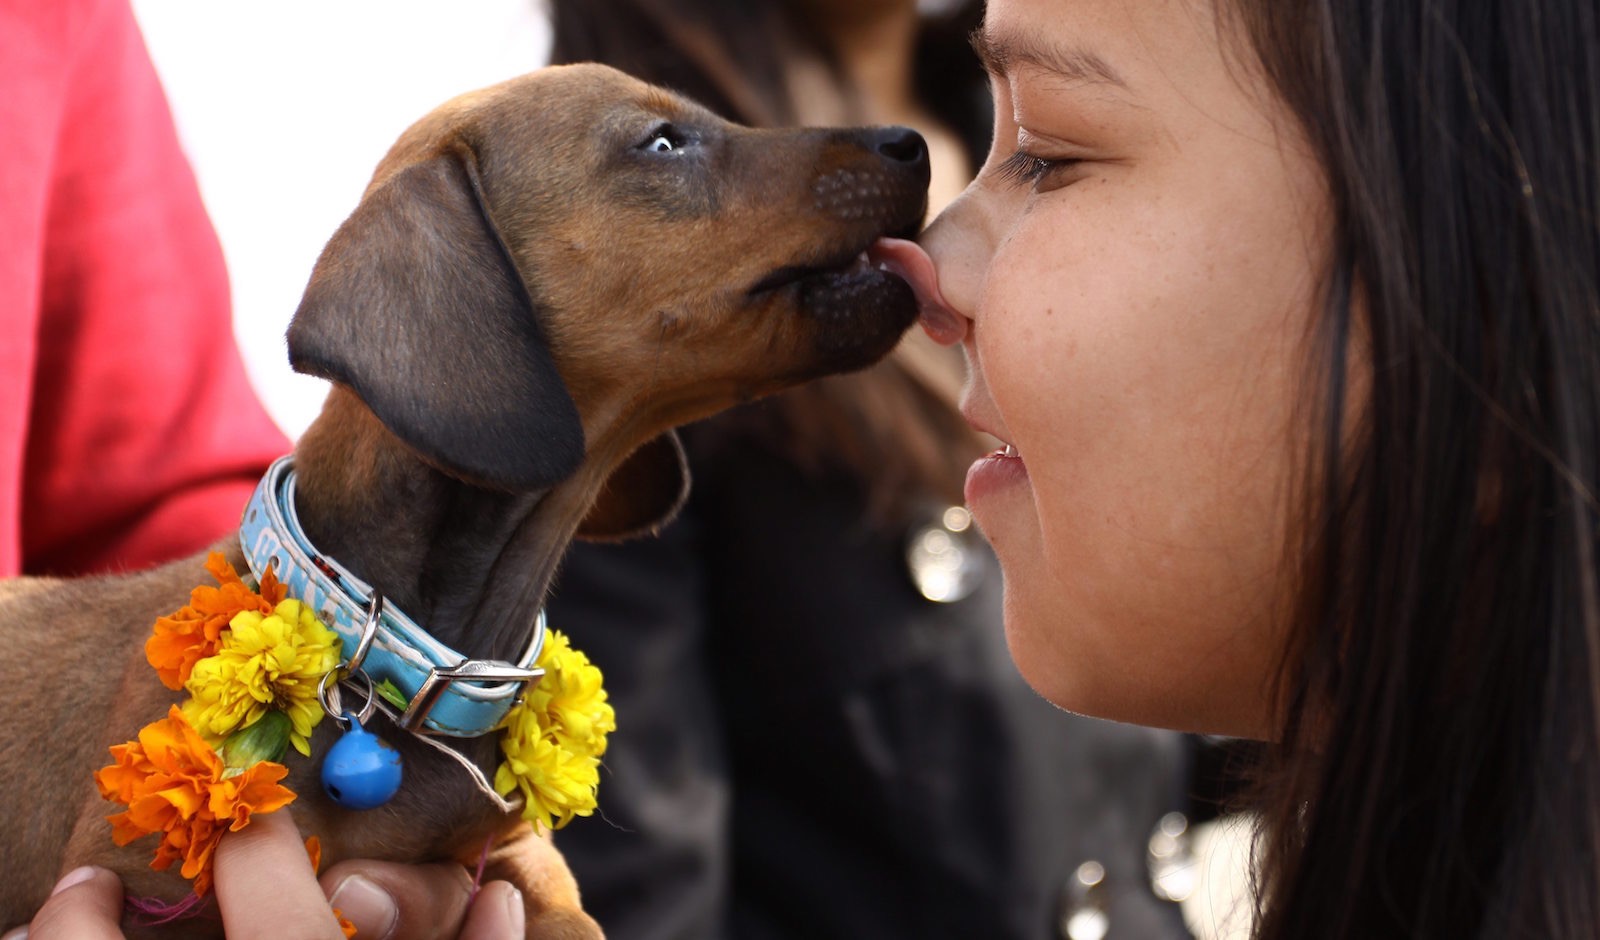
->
xmin=0 ymin=64 xmax=928 ymax=936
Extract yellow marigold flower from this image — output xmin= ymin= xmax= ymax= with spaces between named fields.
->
xmin=182 ymin=599 xmax=341 ymax=757
xmin=145 ymin=552 xmax=286 ymax=690
xmin=495 ymin=629 xmax=615 ymax=830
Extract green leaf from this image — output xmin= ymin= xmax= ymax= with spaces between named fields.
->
xmin=374 ymin=679 xmax=409 ymax=710
xmin=221 ymin=710 xmax=292 ymax=768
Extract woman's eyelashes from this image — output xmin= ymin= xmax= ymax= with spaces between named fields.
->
xmin=993 ymin=148 xmax=1082 ymax=190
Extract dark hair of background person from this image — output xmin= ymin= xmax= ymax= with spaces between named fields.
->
xmin=1231 ymin=1 xmax=1600 ymax=937
xmin=549 ymin=0 xmax=991 ymax=520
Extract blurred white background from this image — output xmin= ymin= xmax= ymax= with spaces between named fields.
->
xmin=132 ymin=1 xmax=553 ymax=440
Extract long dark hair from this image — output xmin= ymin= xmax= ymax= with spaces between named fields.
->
xmin=546 ymin=0 xmax=990 ymax=518
xmin=1235 ymin=1 xmax=1600 ymax=936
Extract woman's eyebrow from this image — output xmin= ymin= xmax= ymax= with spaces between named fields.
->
xmin=969 ymin=27 xmax=1127 ymax=89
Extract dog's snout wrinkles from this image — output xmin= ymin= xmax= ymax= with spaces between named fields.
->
xmin=812 ymin=168 xmax=910 ymax=222
xmin=808 ymin=125 xmax=929 ymax=234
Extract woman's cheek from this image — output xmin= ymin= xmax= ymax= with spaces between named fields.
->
xmin=972 ymin=198 xmax=1277 ymax=727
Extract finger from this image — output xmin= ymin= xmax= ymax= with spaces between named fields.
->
xmin=457 ymin=881 xmax=523 ymax=940
xmin=17 ymin=866 xmax=125 ymax=940
xmin=319 ymin=860 xmax=473 ymax=940
xmin=214 ymin=810 xmax=345 ymax=940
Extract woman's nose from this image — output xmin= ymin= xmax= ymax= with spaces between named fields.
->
xmin=912 ymin=192 xmax=986 ymax=343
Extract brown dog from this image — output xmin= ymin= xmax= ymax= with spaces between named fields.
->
xmin=0 ymin=63 xmax=927 ymax=936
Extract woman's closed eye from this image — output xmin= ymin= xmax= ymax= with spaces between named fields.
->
xmin=993 ymin=148 xmax=1082 ymax=191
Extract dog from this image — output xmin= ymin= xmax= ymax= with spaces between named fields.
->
xmin=0 ymin=62 xmax=928 ymax=936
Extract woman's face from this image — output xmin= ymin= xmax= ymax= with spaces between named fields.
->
xmin=917 ymin=0 xmax=1330 ymax=737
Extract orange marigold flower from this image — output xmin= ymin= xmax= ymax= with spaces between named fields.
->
xmin=95 ymin=706 xmax=296 ymax=897
xmin=305 ymin=838 xmax=359 ymax=937
xmin=145 ymin=552 xmax=287 ymax=690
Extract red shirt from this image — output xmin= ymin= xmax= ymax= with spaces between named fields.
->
xmin=0 ymin=0 xmax=289 ymax=576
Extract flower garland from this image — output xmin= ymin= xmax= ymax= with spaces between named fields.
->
xmin=97 ymin=551 xmax=613 ymax=902
xmin=496 ymin=629 xmax=616 ymax=830
xmin=96 ymin=705 xmax=294 ymax=897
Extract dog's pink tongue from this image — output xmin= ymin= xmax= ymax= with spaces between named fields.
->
xmin=868 ymin=237 xmax=966 ymax=346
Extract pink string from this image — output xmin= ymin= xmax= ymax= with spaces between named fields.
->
xmin=468 ymin=833 xmax=494 ymax=903
xmin=124 ymin=891 xmax=212 ymax=926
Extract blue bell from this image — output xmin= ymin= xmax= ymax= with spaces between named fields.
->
xmin=322 ymin=713 xmax=402 ymax=810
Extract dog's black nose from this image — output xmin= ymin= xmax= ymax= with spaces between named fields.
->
xmin=870 ymin=126 xmax=927 ymax=165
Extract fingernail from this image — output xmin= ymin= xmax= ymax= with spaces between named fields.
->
xmin=328 ymin=875 xmax=398 ymax=940
xmin=1 ymin=926 xmax=28 ymax=940
xmin=50 ymin=866 xmax=98 ymax=897
xmin=504 ymin=886 xmax=525 ymax=936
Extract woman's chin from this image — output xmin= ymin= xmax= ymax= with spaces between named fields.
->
xmin=999 ymin=585 xmax=1276 ymax=737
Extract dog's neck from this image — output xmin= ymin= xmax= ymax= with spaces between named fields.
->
xmin=289 ymin=388 xmax=578 ymax=662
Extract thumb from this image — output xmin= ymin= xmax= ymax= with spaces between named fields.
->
xmin=9 ymin=867 xmax=125 ymax=940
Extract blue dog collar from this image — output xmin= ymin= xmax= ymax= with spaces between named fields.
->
xmin=239 ymin=456 xmax=544 ymax=738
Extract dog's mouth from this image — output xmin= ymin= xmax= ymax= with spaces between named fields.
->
xmin=746 ymin=211 xmax=922 ymax=297
xmin=748 ymin=250 xmax=876 ymax=296
xmin=747 ymin=231 xmax=921 ymax=299
xmin=746 ymin=235 xmax=920 ymax=369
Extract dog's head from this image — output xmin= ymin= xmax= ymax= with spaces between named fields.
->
xmin=288 ymin=63 xmax=927 ymax=536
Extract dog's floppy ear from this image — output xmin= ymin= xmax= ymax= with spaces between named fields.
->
xmin=288 ymin=147 xmax=584 ymax=491
xmin=576 ymin=432 xmax=690 ymax=541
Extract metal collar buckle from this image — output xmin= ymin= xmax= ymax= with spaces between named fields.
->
xmin=400 ymin=656 xmax=543 ymax=732
xmin=328 ymin=592 xmax=548 ymax=735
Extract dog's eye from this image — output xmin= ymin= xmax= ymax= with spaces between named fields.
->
xmin=639 ymin=124 xmax=688 ymax=154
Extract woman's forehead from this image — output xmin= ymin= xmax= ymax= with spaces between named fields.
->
xmin=971 ymin=24 xmax=1128 ymax=89
xmin=979 ymin=0 xmax=1229 ymax=93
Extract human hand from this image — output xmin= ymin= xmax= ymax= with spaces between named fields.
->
xmin=9 ymin=810 xmax=525 ymax=939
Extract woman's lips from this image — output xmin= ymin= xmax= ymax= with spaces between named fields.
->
xmin=868 ymin=237 xmax=966 ymax=345
xmin=965 ymin=443 xmax=1028 ymax=504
